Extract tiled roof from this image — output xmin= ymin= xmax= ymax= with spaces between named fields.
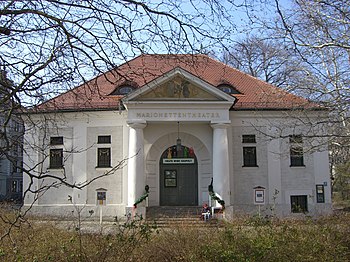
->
xmin=35 ymin=54 xmax=319 ymax=112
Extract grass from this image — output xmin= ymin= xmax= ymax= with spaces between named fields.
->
xmin=0 ymin=209 xmax=350 ymax=261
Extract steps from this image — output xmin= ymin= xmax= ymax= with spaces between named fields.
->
xmin=146 ymin=206 xmax=222 ymax=228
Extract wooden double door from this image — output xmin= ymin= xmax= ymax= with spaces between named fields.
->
xmin=159 ymin=146 xmax=198 ymax=206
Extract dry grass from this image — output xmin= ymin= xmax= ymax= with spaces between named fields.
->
xmin=1 ymin=208 xmax=350 ymax=261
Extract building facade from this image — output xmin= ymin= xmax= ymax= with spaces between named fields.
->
xmin=0 ymin=70 xmax=23 ymax=201
xmin=22 ymin=55 xmax=332 ymax=218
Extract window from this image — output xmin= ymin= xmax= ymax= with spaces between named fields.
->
xmin=97 ymin=148 xmax=111 ymax=167
xmin=110 ymin=84 xmax=136 ymax=95
xmin=49 ymin=136 xmax=64 ymax=168
xmin=50 ymin=136 xmax=63 ymax=145
xmin=217 ymin=84 xmax=241 ymax=94
xmin=291 ymin=195 xmax=308 ymax=213
xmin=98 ymin=135 xmax=111 ymax=144
xmin=316 ymin=185 xmax=325 ymax=203
xmin=290 ymin=135 xmax=304 ymax=166
xmin=243 ymin=147 xmax=257 ymax=167
xmin=119 ymin=86 xmax=134 ymax=95
xmin=12 ymin=161 xmax=21 ymax=173
xmin=242 ymin=135 xmax=257 ymax=167
xmin=50 ymin=148 xmax=63 ymax=168
xmin=97 ymin=135 xmax=111 ymax=167
xmin=242 ymin=135 xmax=256 ymax=143
xmin=11 ymin=180 xmax=18 ymax=193
xmin=164 ymin=170 xmax=177 ymax=187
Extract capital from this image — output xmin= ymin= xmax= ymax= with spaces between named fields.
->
xmin=127 ymin=120 xmax=147 ymax=129
xmin=210 ymin=121 xmax=231 ymax=130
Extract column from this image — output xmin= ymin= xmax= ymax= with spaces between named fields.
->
xmin=127 ymin=120 xmax=147 ymax=207
xmin=211 ymin=122 xmax=231 ymax=206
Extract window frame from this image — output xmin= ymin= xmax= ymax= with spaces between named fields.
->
xmin=242 ymin=134 xmax=256 ymax=143
xmin=50 ymin=136 xmax=64 ymax=145
xmin=49 ymin=148 xmax=64 ymax=169
xmin=97 ymin=135 xmax=111 ymax=168
xmin=164 ymin=170 xmax=177 ymax=187
xmin=97 ymin=147 xmax=111 ymax=168
xmin=11 ymin=180 xmax=18 ymax=193
xmin=242 ymin=134 xmax=258 ymax=167
xmin=289 ymin=135 xmax=304 ymax=167
xmin=98 ymin=135 xmax=111 ymax=144
xmin=316 ymin=185 xmax=325 ymax=203
xmin=243 ymin=146 xmax=258 ymax=167
xmin=291 ymin=195 xmax=308 ymax=213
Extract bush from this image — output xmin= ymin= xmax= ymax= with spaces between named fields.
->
xmin=0 ymin=207 xmax=349 ymax=261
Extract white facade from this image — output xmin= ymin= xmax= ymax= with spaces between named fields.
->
xmin=22 ymin=61 xmax=332 ymax=219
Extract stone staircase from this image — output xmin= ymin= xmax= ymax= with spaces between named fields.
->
xmin=146 ymin=206 xmax=223 ymax=228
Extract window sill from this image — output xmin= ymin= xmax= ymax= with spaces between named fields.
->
xmin=290 ymin=165 xmax=306 ymax=168
xmin=242 ymin=165 xmax=259 ymax=168
xmin=48 ymin=167 xmax=64 ymax=170
xmin=95 ymin=166 xmax=112 ymax=169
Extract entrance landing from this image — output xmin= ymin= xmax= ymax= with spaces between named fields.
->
xmin=146 ymin=206 xmax=202 ymax=219
xmin=146 ymin=206 xmax=222 ymax=228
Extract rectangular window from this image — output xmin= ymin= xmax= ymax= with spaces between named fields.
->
xmin=50 ymin=136 xmax=63 ymax=145
xmin=243 ymin=147 xmax=257 ymax=167
xmin=164 ymin=170 xmax=177 ymax=187
xmin=97 ymin=148 xmax=111 ymax=167
xmin=242 ymin=134 xmax=257 ymax=167
xmin=290 ymin=135 xmax=304 ymax=166
xmin=50 ymin=148 xmax=63 ymax=168
xmin=242 ymin=134 xmax=256 ymax=143
xmin=291 ymin=195 xmax=308 ymax=213
xmin=11 ymin=180 xmax=18 ymax=193
xmin=12 ymin=161 xmax=19 ymax=173
xmin=316 ymin=185 xmax=325 ymax=203
xmin=98 ymin=135 xmax=111 ymax=144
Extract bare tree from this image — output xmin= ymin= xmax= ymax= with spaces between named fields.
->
xmin=273 ymin=0 xmax=350 ymax=196
xmin=222 ymin=35 xmax=302 ymax=88
xmin=0 ymin=0 xmax=246 ymax=236
xmin=0 ymin=0 xmax=240 ymax=106
xmin=237 ymin=0 xmax=350 ymax=196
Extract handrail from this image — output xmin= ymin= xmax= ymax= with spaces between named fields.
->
xmin=208 ymin=178 xmax=225 ymax=210
xmin=133 ymin=185 xmax=150 ymax=208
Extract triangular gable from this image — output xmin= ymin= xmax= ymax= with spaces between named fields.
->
xmin=123 ymin=67 xmax=236 ymax=103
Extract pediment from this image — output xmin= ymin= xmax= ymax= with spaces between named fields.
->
xmin=137 ymin=75 xmax=222 ymax=101
xmin=123 ymin=67 xmax=236 ymax=103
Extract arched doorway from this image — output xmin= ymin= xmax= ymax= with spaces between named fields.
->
xmin=159 ymin=145 xmax=198 ymax=206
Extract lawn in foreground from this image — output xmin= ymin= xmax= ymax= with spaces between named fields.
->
xmin=0 ymin=211 xmax=349 ymax=261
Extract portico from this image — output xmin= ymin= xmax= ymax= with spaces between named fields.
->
xmin=123 ymin=67 xmax=236 ymax=211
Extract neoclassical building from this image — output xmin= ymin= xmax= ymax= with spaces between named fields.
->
xmin=23 ymin=54 xmax=332 ymax=218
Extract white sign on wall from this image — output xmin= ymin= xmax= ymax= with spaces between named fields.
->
xmin=163 ymin=158 xmax=194 ymax=164
xmin=254 ymin=186 xmax=265 ymax=205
